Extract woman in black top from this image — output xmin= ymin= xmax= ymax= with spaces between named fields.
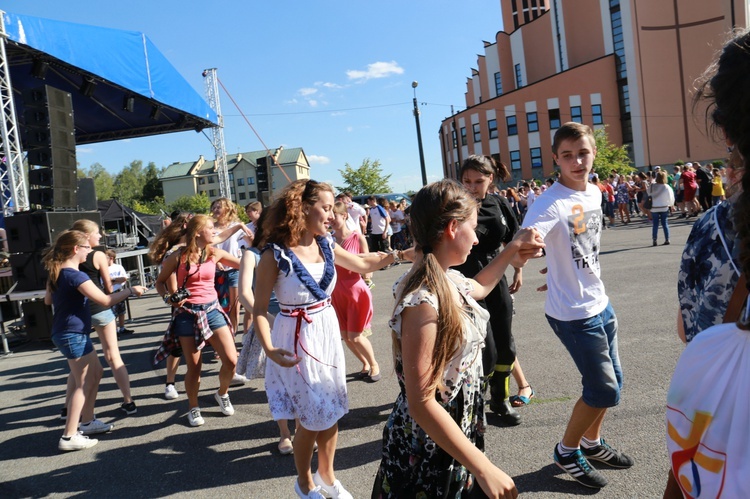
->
xmin=453 ymin=155 xmax=533 ymax=425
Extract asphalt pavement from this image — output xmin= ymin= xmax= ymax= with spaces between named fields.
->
xmin=0 ymin=214 xmax=696 ymax=498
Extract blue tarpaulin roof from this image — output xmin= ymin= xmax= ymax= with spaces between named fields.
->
xmin=3 ymin=12 xmax=217 ymax=144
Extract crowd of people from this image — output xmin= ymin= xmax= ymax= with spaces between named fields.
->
xmin=39 ymin=27 xmax=750 ymax=499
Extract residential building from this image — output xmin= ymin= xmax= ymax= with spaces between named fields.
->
xmin=160 ymin=147 xmax=310 ymax=205
xmin=441 ymin=0 xmax=748 ymax=182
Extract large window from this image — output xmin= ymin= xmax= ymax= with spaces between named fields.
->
xmin=527 ymin=112 xmax=539 ymax=132
xmin=473 ymin=123 xmax=481 ymax=142
xmin=592 ymin=104 xmax=603 ymax=125
xmin=510 ymin=150 xmax=522 ymax=170
xmin=506 ymin=115 xmax=518 ymax=136
xmin=209 ymin=175 xmax=217 ymax=184
xmin=571 ymin=105 xmax=582 ymax=123
xmin=530 ymin=147 xmax=542 ymax=168
xmin=247 ymin=177 xmax=255 ymax=185
xmin=239 ymin=192 xmax=246 ymax=200
xmin=488 ymin=119 xmax=498 ymax=139
xmin=494 ymin=72 xmax=503 ymax=96
xmin=198 ymin=177 xmax=206 ymax=185
xmin=208 ymin=189 xmax=216 ymax=197
xmin=549 ymin=109 xmax=561 ymax=129
xmin=515 ymin=64 xmax=523 ymax=88
xmin=236 ymin=177 xmax=245 ymax=186
xmin=452 ymin=129 xmax=458 ymax=148
xmin=460 ymin=127 xmax=467 ymax=146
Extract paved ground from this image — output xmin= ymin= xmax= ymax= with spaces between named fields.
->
xmin=0 ymin=214 xmax=696 ymax=498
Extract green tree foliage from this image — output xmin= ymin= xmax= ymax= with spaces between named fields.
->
xmin=592 ymin=126 xmax=634 ymax=178
xmin=168 ymin=192 xmax=211 ymax=215
xmin=142 ymin=162 xmax=164 ymax=201
xmin=131 ymin=196 xmax=166 ymax=215
xmin=336 ymin=158 xmax=392 ymax=195
xmin=113 ymin=160 xmax=147 ymax=206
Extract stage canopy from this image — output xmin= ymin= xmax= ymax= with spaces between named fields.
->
xmin=3 ymin=12 xmax=217 ymax=144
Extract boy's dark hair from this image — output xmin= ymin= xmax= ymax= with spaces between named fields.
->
xmin=552 ymin=122 xmax=596 ymax=155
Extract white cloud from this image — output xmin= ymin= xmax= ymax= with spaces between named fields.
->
xmin=330 ymin=111 xmax=346 ymax=117
xmin=307 ymin=155 xmax=331 ymax=165
xmin=346 ymin=126 xmax=354 ymax=133
xmin=346 ymin=61 xmax=404 ymax=82
xmin=316 ymin=81 xmax=344 ymax=90
xmin=298 ymin=87 xmax=318 ymax=97
xmin=76 ymin=147 xmax=94 ymax=154
xmin=284 ymin=98 xmax=298 ymax=105
xmin=308 ymin=99 xmax=318 ymax=107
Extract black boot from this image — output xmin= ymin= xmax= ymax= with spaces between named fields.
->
xmin=489 ymin=371 xmax=521 ymax=426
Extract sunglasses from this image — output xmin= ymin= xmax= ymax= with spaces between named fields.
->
xmin=77 ymin=245 xmax=91 ymax=249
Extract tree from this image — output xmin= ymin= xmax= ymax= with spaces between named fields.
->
xmin=142 ymin=162 xmax=164 ymax=201
xmin=336 ymin=158 xmax=392 ymax=194
xmin=592 ymin=126 xmax=634 ymax=178
xmin=79 ymin=162 xmax=115 ymax=200
xmin=113 ymin=160 xmax=147 ymax=206
xmin=168 ymin=193 xmax=211 ymax=215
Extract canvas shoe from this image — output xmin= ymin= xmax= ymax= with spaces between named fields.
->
xmin=120 ymin=401 xmax=137 ymax=415
xmin=553 ymin=445 xmax=607 ymax=489
xmin=187 ymin=407 xmax=204 ymax=427
xmin=294 ymin=481 xmax=325 ymax=499
xmin=312 ymin=471 xmax=353 ymax=499
xmin=581 ymin=439 xmax=634 ymax=468
xmin=230 ymin=373 xmax=247 ymax=386
xmin=59 ymin=432 xmax=98 ymax=451
xmin=164 ymin=384 xmax=179 ymax=400
xmin=78 ymin=419 xmax=114 ymax=436
xmin=214 ymin=391 xmax=235 ymax=416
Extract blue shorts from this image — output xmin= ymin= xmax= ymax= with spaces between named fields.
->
xmin=546 ymin=302 xmax=622 ymax=408
xmin=224 ymin=269 xmax=240 ymax=288
xmin=112 ymin=301 xmax=126 ymax=317
xmin=91 ymin=308 xmax=115 ymax=327
xmin=52 ymin=332 xmax=94 ymax=360
xmin=172 ymin=302 xmax=229 ymax=337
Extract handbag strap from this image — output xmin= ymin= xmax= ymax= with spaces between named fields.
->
xmin=723 ymin=273 xmax=748 ymax=323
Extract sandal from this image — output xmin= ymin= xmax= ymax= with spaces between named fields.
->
xmin=509 ymin=386 xmax=535 ymax=407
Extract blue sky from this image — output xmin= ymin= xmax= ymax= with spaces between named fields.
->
xmin=4 ymin=1 xmax=504 ymax=193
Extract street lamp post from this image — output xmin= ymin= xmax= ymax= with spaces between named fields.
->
xmin=412 ymin=81 xmax=428 ymax=186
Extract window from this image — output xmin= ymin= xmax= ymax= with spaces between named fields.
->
xmin=209 ymin=175 xmax=217 ymax=184
xmin=239 ymin=192 xmax=246 ymax=200
xmin=460 ymin=127 xmax=467 ymax=146
xmin=506 ymin=115 xmax=518 ymax=136
xmin=530 ymin=147 xmax=542 ymax=168
xmin=592 ymin=104 xmax=603 ymax=125
xmin=198 ymin=177 xmax=206 ymax=185
xmin=488 ymin=119 xmax=498 ymax=139
xmin=549 ymin=108 xmax=561 ymax=129
xmin=510 ymin=150 xmax=522 ymax=170
xmin=230 ymin=187 xmax=235 ymax=195
xmin=452 ymin=129 xmax=458 ymax=148
xmin=571 ymin=105 xmax=582 ymax=123
xmin=247 ymin=177 xmax=255 ymax=185
xmin=248 ymin=191 xmax=256 ymax=199
xmin=473 ymin=123 xmax=481 ymax=142
xmin=515 ymin=64 xmax=522 ymax=88
xmin=527 ymin=112 xmax=539 ymax=132
xmin=494 ymin=72 xmax=503 ymax=96
xmin=208 ymin=189 xmax=216 ymax=197
xmin=237 ymin=177 xmax=245 ymax=186
xmin=228 ymin=172 xmax=234 ymax=181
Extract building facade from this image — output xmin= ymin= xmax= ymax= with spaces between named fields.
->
xmin=441 ymin=0 xmax=749 ymax=182
xmin=160 ymin=147 xmax=310 ymax=205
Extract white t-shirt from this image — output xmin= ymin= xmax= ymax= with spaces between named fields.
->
xmin=390 ymin=209 xmax=404 ymax=233
xmin=369 ymin=204 xmax=389 ymax=235
xmin=346 ymin=202 xmax=366 ymax=234
xmin=108 ymin=263 xmax=128 ymax=292
xmin=215 ymin=222 xmax=244 ymax=258
xmin=522 ymin=181 xmax=608 ymax=321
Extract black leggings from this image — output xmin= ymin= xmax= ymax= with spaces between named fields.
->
xmin=479 ymin=275 xmax=516 ymax=377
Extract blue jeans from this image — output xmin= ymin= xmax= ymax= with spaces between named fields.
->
xmin=52 ymin=332 xmax=94 ymax=360
xmin=652 ymin=211 xmax=670 ymax=241
xmin=172 ymin=302 xmax=229 ymax=337
xmin=546 ymin=302 xmax=622 ymax=408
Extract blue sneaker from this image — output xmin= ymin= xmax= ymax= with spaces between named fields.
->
xmin=553 ymin=445 xmax=607 ymax=489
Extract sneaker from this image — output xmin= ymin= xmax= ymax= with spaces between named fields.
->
xmin=119 ymin=327 xmax=134 ymax=335
xmin=187 ymin=407 xmax=204 ymax=427
xmin=364 ymin=279 xmax=374 ymax=290
xmin=78 ymin=419 xmax=114 ymax=436
xmin=230 ymin=373 xmax=247 ymax=386
xmin=553 ymin=446 xmax=607 ymax=489
xmin=120 ymin=401 xmax=137 ymax=415
xmin=581 ymin=439 xmax=634 ymax=469
xmin=214 ymin=391 xmax=235 ymax=416
xmin=312 ymin=471 xmax=353 ymax=499
xmin=164 ymin=384 xmax=179 ymax=400
xmin=59 ymin=432 xmax=98 ymax=451
xmin=60 ymin=407 xmax=67 ymax=421
xmin=294 ymin=481 xmax=326 ymax=499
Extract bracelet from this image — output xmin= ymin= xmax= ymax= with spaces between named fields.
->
xmin=163 ymin=294 xmax=171 ymax=304
xmin=391 ymin=250 xmax=401 ymax=264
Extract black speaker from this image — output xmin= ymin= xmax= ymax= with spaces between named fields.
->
xmin=77 ymin=178 xmax=98 ymax=211
xmin=5 ymin=211 xmax=102 ymax=254
xmin=22 ymin=300 xmax=53 ymax=341
xmin=10 ymin=252 xmax=47 ymax=291
xmin=23 ymin=85 xmax=77 ymax=209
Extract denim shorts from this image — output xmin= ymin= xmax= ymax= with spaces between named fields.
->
xmin=172 ymin=302 xmax=228 ymax=337
xmin=52 ymin=332 xmax=94 ymax=360
xmin=546 ymin=302 xmax=623 ymax=408
xmin=223 ymin=269 xmax=240 ymax=288
xmin=91 ymin=308 xmax=115 ymax=327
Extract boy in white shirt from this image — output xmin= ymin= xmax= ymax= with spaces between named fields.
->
xmin=106 ymin=249 xmax=132 ymax=335
xmin=522 ymin=123 xmax=633 ymax=489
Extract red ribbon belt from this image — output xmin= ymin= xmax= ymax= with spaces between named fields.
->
xmin=280 ymin=300 xmax=336 ymax=369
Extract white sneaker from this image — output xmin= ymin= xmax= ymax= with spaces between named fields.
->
xmin=59 ymin=432 xmax=98 ymax=451
xmin=230 ymin=373 xmax=247 ymax=386
xmin=214 ymin=391 xmax=235 ymax=416
xmin=187 ymin=407 xmax=204 ymax=427
xmin=312 ymin=471 xmax=353 ymax=499
xmin=78 ymin=419 xmax=114 ymax=435
xmin=164 ymin=384 xmax=179 ymax=400
xmin=294 ymin=481 xmax=326 ymax=499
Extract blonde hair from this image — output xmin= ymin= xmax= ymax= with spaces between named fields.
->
xmin=333 ymin=201 xmax=348 ymax=218
xmin=210 ymin=197 xmax=240 ymax=227
xmin=42 ymin=230 xmax=88 ymax=291
xmin=394 ymin=179 xmax=478 ymax=391
xmin=180 ymin=215 xmax=215 ymax=265
xmin=70 ymin=218 xmax=100 ymax=236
